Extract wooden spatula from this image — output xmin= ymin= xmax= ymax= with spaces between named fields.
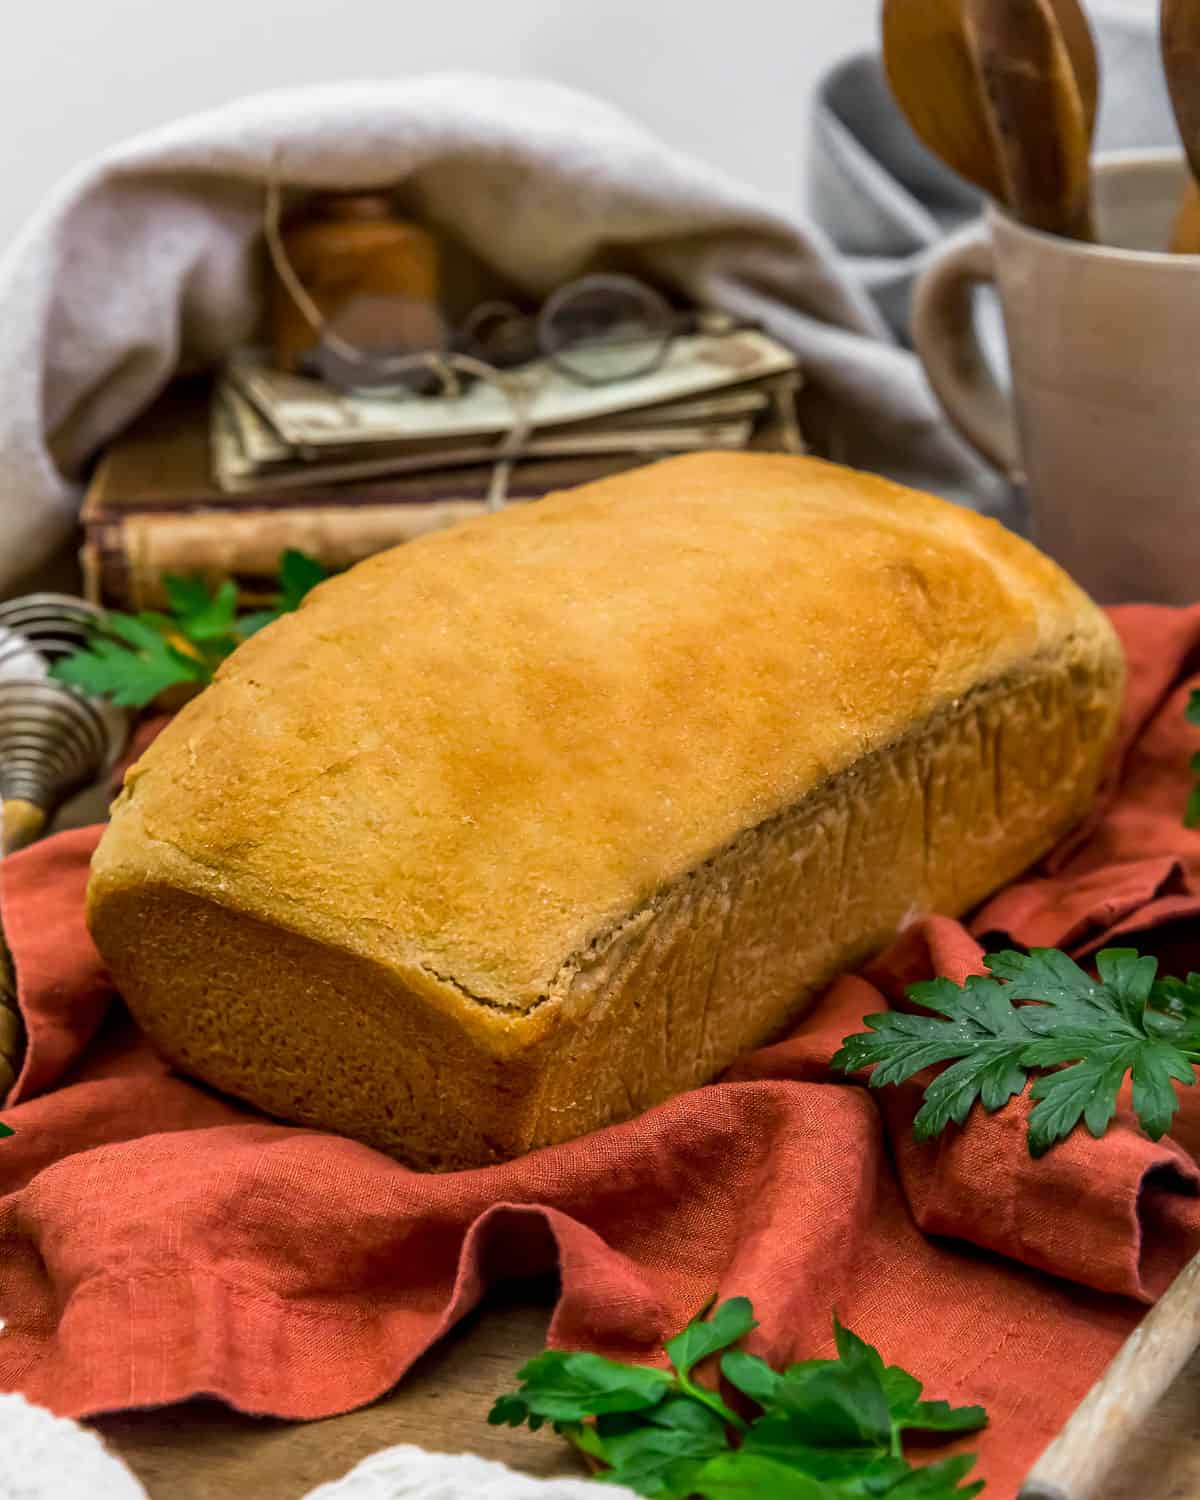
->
xmin=883 ymin=0 xmax=1097 ymax=232
xmin=883 ymin=0 xmax=1008 ymax=200
xmin=1162 ymin=0 xmax=1200 ymax=252
xmin=963 ymin=0 xmax=1096 ymax=239
xmin=1020 ymin=1247 xmax=1200 ymax=1499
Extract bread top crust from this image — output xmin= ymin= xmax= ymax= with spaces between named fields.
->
xmin=91 ymin=452 xmax=1123 ymax=1011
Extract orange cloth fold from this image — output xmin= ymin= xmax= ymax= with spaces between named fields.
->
xmin=3 ymin=604 xmax=1200 ymax=1497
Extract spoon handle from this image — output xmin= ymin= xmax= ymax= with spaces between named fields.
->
xmin=965 ymin=0 xmax=1095 ymax=240
xmin=1163 ymin=0 xmax=1200 ymax=180
xmin=1162 ymin=0 xmax=1200 ymax=251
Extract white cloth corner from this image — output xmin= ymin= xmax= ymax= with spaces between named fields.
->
xmin=301 ymin=1444 xmax=635 ymax=1499
xmin=0 ymin=1394 xmax=147 ymax=1500
xmin=0 ymin=71 xmax=1000 ymax=595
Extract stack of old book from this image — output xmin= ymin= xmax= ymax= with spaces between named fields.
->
xmin=82 ymin=328 xmax=804 ymax=610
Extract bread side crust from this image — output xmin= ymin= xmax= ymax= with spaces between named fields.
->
xmin=89 ymin=633 xmax=1122 ymax=1168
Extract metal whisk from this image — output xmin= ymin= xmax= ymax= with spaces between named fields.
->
xmin=0 ymin=595 xmax=131 ymax=856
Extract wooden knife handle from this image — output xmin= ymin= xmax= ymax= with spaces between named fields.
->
xmin=1019 ymin=1248 xmax=1200 ymax=1500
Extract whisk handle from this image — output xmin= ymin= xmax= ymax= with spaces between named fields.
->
xmin=1 ymin=799 xmax=47 ymax=857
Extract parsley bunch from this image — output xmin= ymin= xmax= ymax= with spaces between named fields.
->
xmin=489 ymin=1297 xmax=987 ymax=1497
xmin=835 ymin=947 xmax=1200 ymax=1157
xmin=49 ymin=550 xmax=328 ymax=708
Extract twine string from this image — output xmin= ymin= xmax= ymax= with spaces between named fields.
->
xmin=263 ymin=162 xmax=535 ymax=510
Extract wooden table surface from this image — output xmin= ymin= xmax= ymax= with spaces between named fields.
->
xmin=94 ymin=1283 xmax=584 ymax=1498
xmin=87 ymin=1275 xmax=1200 ymax=1500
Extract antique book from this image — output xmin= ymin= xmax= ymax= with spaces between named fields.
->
xmin=82 ymin=371 xmax=805 ymax=610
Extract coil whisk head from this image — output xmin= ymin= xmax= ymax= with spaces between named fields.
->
xmin=0 ymin=596 xmax=131 ymax=855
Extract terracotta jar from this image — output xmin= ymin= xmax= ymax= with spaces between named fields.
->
xmin=267 ymin=192 xmax=441 ymax=374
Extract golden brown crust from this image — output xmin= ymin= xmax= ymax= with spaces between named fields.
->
xmin=89 ymin=653 xmax=1120 ymax=1169
xmin=86 ymin=452 xmax=1125 ymax=1167
xmin=91 ymin=454 xmax=1118 ymax=1001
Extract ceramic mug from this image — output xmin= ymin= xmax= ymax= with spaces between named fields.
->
xmin=913 ymin=151 xmax=1200 ymax=605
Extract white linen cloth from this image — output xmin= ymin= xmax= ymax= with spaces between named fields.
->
xmin=303 ymin=1444 xmax=633 ymax=1499
xmin=0 ymin=1394 xmax=146 ymax=1500
xmin=0 ymin=71 xmax=998 ymax=596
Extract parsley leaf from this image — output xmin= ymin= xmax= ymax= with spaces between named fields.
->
xmin=584 ymin=1399 xmax=729 ymax=1496
xmin=1186 ymin=689 xmax=1200 ymax=827
xmin=689 ymin=1451 xmax=982 ymax=1498
xmin=881 ymin=1456 xmax=984 ymax=1498
xmin=234 ymin=609 xmax=282 ymax=640
xmin=48 ymin=551 xmax=329 ymax=709
xmin=770 ymin=1358 xmax=890 ymax=1451
xmin=834 ymin=947 xmax=1200 ymax=1156
xmin=163 ymin=575 xmax=238 ymax=640
xmin=690 ymin=1452 xmax=850 ymax=1497
xmin=832 ymin=974 xmax=1032 ymax=1142
xmin=719 ymin=1350 xmax=781 ymax=1408
xmin=52 ymin=616 xmax=207 ymax=707
xmin=666 ymin=1297 xmax=757 ymax=1380
xmin=833 ymin=1319 xmax=985 ymax=1446
xmin=488 ymin=1349 xmax=672 ymax=1427
xmin=0 ymin=1123 xmax=13 ymax=1139
xmin=1148 ymin=970 xmax=1200 ymax=1030
xmin=278 ymin=548 xmax=329 ymax=611
xmin=742 ymin=1318 xmax=983 ymax=1473
xmin=490 ymin=1301 xmax=988 ymax=1498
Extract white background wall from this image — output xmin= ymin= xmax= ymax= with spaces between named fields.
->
xmin=0 ymin=0 xmax=1156 ymax=252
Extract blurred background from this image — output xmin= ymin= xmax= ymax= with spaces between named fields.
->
xmin=0 ymin=0 xmax=1156 ymax=250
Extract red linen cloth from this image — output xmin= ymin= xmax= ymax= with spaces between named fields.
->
xmin=3 ymin=605 xmax=1200 ymax=1497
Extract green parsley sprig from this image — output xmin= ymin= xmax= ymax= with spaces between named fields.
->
xmin=49 ymin=549 xmax=328 ymax=708
xmin=489 ymin=1297 xmax=987 ymax=1498
xmin=835 ymin=947 xmax=1200 ymax=1157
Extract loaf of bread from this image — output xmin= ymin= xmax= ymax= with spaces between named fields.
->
xmin=87 ymin=453 xmax=1124 ymax=1170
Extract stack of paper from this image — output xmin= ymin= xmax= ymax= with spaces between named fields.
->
xmin=213 ymin=330 xmax=804 ymax=495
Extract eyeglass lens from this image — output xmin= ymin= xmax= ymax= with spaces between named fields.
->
xmin=539 ymin=275 xmax=674 ymax=385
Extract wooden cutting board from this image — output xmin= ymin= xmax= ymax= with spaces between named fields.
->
xmin=90 ymin=1279 xmax=1200 ymax=1499
xmin=94 ymin=1283 xmax=583 ymax=1497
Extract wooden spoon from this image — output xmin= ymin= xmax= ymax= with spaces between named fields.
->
xmin=1020 ymin=1248 xmax=1200 ymax=1499
xmin=963 ymin=0 xmax=1095 ymax=239
xmin=1162 ymin=0 xmax=1200 ymax=252
xmin=882 ymin=0 xmax=1097 ymax=235
xmin=883 ymin=0 xmax=1008 ymax=200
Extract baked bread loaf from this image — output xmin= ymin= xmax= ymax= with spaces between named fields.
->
xmin=87 ymin=453 xmax=1124 ymax=1170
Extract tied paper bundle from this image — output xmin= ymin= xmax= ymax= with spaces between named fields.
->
xmin=212 ymin=331 xmax=804 ymax=497
xmin=81 ymin=350 xmax=805 ymax=612
xmin=2 ymin=604 xmax=1200 ymax=1498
